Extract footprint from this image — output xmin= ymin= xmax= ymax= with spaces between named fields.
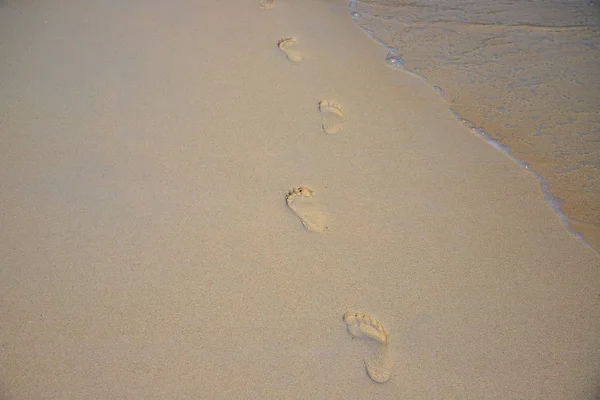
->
xmin=278 ymin=37 xmax=304 ymax=63
xmin=343 ymin=311 xmax=393 ymax=383
xmin=260 ymin=0 xmax=275 ymax=9
xmin=318 ymin=100 xmax=345 ymax=134
xmin=285 ymin=186 xmax=327 ymax=233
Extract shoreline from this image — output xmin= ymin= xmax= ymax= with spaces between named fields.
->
xmin=347 ymin=0 xmax=599 ymax=253
xmin=347 ymin=0 xmax=600 ymax=252
xmin=1 ymin=0 xmax=599 ymax=398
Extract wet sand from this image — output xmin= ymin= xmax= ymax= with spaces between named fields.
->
xmin=1 ymin=0 xmax=599 ymax=399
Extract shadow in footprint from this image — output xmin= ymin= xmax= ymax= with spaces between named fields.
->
xmin=285 ymin=186 xmax=327 ymax=233
xmin=319 ymin=100 xmax=345 ymax=134
xmin=343 ymin=311 xmax=393 ymax=383
xmin=278 ymin=37 xmax=305 ymax=63
xmin=260 ymin=0 xmax=275 ymax=9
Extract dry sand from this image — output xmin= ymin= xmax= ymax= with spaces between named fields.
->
xmin=1 ymin=0 xmax=599 ymax=399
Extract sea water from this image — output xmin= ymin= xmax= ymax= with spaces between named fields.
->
xmin=348 ymin=0 xmax=600 ymax=251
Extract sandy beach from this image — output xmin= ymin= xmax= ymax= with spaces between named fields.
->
xmin=1 ymin=0 xmax=599 ymax=399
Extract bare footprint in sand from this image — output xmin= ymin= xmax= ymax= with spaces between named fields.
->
xmin=278 ymin=37 xmax=305 ymax=63
xmin=260 ymin=0 xmax=275 ymax=9
xmin=343 ymin=311 xmax=393 ymax=383
xmin=319 ymin=100 xmax=345 ymax=134
xmin=285 ymin=186 xmax=327 ymax=233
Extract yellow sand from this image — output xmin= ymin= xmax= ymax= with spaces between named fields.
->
xmin=0 ymin=0 xmax=598 ymax=398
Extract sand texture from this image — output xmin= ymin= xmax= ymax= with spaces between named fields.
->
xmin=1 ymin=0 xmax=599 ymax=399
